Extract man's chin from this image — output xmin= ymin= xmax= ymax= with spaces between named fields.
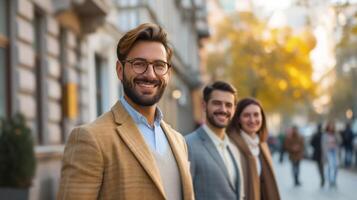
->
xmin=212 ymin=122 xmax=228 ymax=129
xmin=130 ymin=96 xmax=156 ymax=106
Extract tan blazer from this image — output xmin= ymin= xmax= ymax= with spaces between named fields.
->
xmin=57 ymin=102 xmax=194 ymax=200
xmin=228 ymin=131 xmax=280 ymax=200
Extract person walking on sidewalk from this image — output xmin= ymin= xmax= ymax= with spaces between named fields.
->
xmin=311 ymin=123 xmax=325 ymax=187
xmin=185 ymin=81 xmax=244 ymax=200
xmin=322 ymin=121 xmax=341 ymax=187
xmin=58 ymin=23 xmax=194 ymax=200
xmin=227 ymin=98 xmax=280 ymax=200
xmin=285 ymin=125 xmax=304 ymax=186
xmin=341 ymin=122 xmax=354 ymax=168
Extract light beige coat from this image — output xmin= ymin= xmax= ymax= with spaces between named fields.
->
xmin=57 ymin=102 xmax=194 ymax=200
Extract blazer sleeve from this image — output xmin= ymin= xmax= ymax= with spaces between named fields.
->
xmin=185 ymin=138 xmax=196 ymax=179
xmin=57 ymin=127 xmax=104 ymax=200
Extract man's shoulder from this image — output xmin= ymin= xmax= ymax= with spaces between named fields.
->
xmin=71 ymin=110 xmax=116 ymax=138
xmin=185 ymin=127 xmax=204 ymax=144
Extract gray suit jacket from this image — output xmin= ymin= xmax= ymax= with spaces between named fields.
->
xmin=185 ymin=126 xmax=240 ymax=200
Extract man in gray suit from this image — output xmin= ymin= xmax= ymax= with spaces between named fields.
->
xmin=185 ymin=81 xmax=243 ymax=200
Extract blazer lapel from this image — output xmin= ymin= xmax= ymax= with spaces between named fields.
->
xmin=111 ymin=102 xmax=166 ymax=199
xmin=161 ymin=122 xmax=193 ymax=200
xmin=198 ymin=127 xmax=234 ymax=189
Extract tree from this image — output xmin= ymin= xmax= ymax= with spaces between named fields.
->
xmin=207 ymin=12 xmax=316 ymax=113
xmin=329 ymin=6 xmax=357 ymax=120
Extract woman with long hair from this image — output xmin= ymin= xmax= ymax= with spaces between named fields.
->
xmin=227 ymin=98 xmax=280 ymax=200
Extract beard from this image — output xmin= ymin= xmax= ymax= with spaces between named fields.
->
xmin=206 ymin=111 xmax=231 ymax=129
xmin=122 ymin=73 xmax=166 ymax=106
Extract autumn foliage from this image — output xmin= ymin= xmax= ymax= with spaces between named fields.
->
xmin=207 ymin=12 xmax=317 ymax=113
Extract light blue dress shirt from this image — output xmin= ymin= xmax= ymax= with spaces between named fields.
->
xmin=120 ymin=97 xmax=170 ymax=155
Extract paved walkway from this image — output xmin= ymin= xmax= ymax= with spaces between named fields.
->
xmin=273 ymin=155 xmax=357 ymax=200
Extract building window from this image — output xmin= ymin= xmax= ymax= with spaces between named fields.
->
xmin=75 ymin=37 xmax=82 ymax=124
xmin=95 ymin=54 xmax=103 ymax=116
xmin=59 ymin=27 xmax=66 ymax=143
xmin=94 ymin=54 xmax=109 ymax=116
xmin=34 ymin=9 xmax=46 ymax=144
xmin=0 ymin=0 xmax=9 ymax=118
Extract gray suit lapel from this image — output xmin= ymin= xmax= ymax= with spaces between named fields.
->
xmin=197 ymin=127 xmax=235 ymax=190
xmin=227 ymin=147 xmax=240 ymax=197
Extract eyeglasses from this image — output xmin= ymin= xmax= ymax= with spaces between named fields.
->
xmin=121 ymin=58 xmax=171 ymax=76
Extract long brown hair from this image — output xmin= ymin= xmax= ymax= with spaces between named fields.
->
xmin=227 ymin=97 xmax=268 ymax=142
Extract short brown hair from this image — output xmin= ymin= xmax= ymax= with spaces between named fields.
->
xmin=116 ymin=23 xmax=173 ymax=62
xmin=203 ymin=81 xmax=237 ymax=104
xmin=227 ymin=97 xmax=268 ymax=142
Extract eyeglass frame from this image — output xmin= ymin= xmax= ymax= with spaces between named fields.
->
xmin=120 ymin=58 xmax=172 ymax=76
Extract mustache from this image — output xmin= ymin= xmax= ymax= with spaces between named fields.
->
xmin=213 ymin=111 xmax=230 ymax=116
xmin=134 ymin=77 xmax=161 ymax=85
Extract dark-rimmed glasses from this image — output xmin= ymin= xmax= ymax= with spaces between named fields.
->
xmin=121 ymin=58 xmax=171 ymax=76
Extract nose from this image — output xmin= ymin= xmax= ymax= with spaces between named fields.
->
xmin=222 ymin=105 xmax=228 ymax=112
xmin=217 ymin=104 xmax=227 ymax=113
xmin=142 ymin=64 xmax=156 ymax=77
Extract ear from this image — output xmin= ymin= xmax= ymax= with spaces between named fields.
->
xmin=202 ymin=100 xmax=207 ymax=113
xmin=116 ymin=60 xmax=124 ymax=81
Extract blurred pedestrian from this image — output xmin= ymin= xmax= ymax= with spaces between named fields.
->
xmin=341 ymin=122 xmax=354 ymax=168
xmin=186 ymin=81 xmax=243 ymax=200
xmin=278 ymin=130 xmax=287 ymax=163
xmin=322 ymin=121 xmax=341 ymax=187
xmin=310 ymin=123 xmax=325 ymax=187
xmin=284 ymin=126 xmax=304 ymax=186
xmin=227 ymin=98 xmax=280 ymax=200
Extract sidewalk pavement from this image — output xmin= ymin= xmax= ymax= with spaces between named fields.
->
xmin=273 ymin=155 xmax=357 ymax=200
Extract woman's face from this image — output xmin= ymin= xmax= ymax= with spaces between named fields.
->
xmin=239 ymin=104 xmax=262 ymax=135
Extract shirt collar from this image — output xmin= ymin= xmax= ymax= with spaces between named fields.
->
xmin=120 ymin=96 xmax=163 ymax=126
xmin=203 ymin=124 xmax=230 ymax=148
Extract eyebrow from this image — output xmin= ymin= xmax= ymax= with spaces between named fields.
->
xmin=127 ymin=57 xmax=167 ymax=62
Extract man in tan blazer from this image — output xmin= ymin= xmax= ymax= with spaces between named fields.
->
xmin=58 ymin=23 xmax=194 ymax=200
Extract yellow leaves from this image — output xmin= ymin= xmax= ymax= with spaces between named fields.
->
xmin=206 ymin=11 xmax=317 ymax=113
xmin=300 ymin=29 xmax=317 ymax=50
xmin=287 ymin=66 xmax=299 ymax=77
xmin=285 ymin=36 xmax=301 ymax=53
xmin=293 ymin=90 xmax=301 ymax=99
xmin=278 ymin=80 xmax=288 ymax=91
xmin=300 ymin=76 xmax=311 ymax=89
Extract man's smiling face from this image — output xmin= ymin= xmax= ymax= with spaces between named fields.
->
xmin=118 ymin=41 xmax=170 ymax=106
xmin=205 ymin=90 xmax=235 ymax=129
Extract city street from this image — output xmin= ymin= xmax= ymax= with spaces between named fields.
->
xmin=274 ymin=155 xmax=357 ymax=200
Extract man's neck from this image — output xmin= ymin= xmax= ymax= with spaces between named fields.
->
xmin=206 ymin=123 xmax=226 ymax=140
xmin=124 ymin=95 xmax=157 ymax=126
